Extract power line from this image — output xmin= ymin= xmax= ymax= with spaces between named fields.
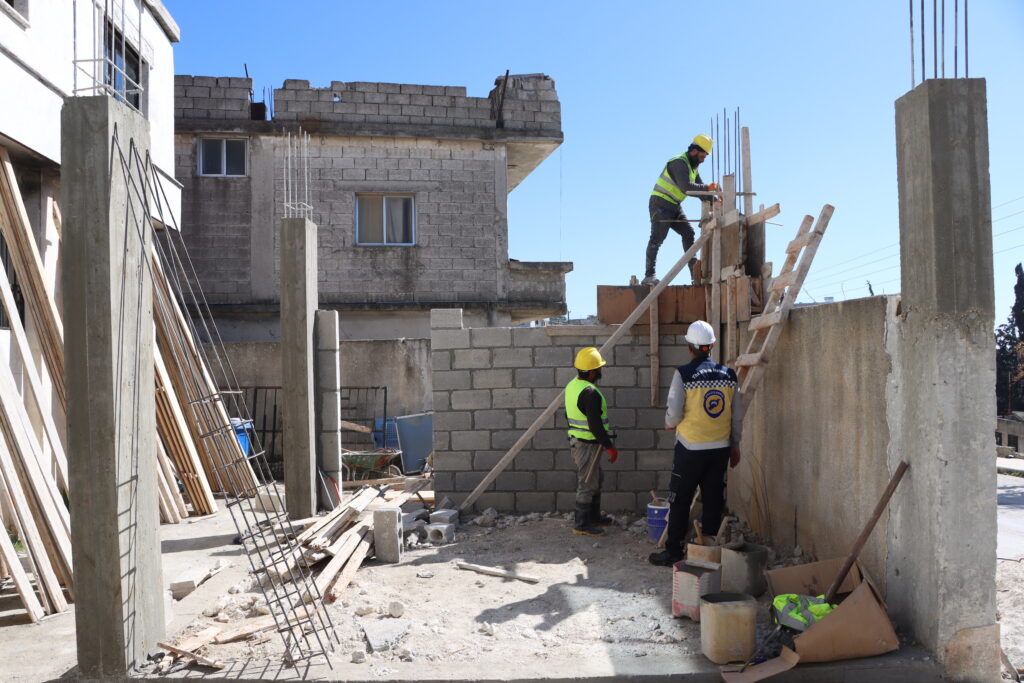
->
xmin=994 ymin=195 xmax=1024 ymax=210
xmin=995 ymin=209 xmax=1024 ymax=223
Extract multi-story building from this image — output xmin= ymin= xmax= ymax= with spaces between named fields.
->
xmin=174 ymin=73 xmax=571 ymax=341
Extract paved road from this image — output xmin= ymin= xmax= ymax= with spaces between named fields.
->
xmin=998 ymin=473 xmax=1024 ymax=559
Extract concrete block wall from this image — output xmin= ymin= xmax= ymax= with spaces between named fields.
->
xmin=272 ymin=74 xmax=559 ymax=134
xmin=430 ymin=308 xmax=683 ymax=514
xmin=175 ymin=75 xmax=251 ymax=120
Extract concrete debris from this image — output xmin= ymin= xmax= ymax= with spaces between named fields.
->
xmin=250 ymin=599 xmax=271 ymax=616
xmin=426 ymin=523 xmax=455 ymax=544
xmin=397 ymin=647 xmax=414 ymax=661
xmin=429 ymin=509 xmax=459 ymax=525
xmin=479 ymin=622 xmax=495 ymax=636
xmin=472 ymin=508 xmax=499 ymax=527
xmin=362 ymin=618 xmax=411 ymax=652
xmin=437 ymin=496 xmax=456 ymax=510
xmin=351 ymin=650 xmax=367 ymax=664
xmin=202 ymin=595 xmax=233 ymax=618
xmin=388 ymin=601 xmax=406 ymax=618
xmin=355 ymin=605 xmax=375 ymax=616
xmin=415 ymin=569 xmax=434 ymax=579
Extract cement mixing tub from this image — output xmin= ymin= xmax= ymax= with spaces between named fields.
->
xmin=721 ymin=542 xmax=769 ymax=596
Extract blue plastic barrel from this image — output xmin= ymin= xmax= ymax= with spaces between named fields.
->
xmin=230 ymin=417 xmax=251 ymax=456
xmin=647 ymin=502 xmax=670 ymax=542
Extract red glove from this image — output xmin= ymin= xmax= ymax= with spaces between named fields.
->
xmin=707 ymin=182 xmax=720 ymax=192
xmin=606 ymin=447 xmax=619 ymax=464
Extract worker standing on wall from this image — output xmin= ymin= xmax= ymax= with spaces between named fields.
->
xmin=643 ymin=134 xmax=718 ymax=286
xmin=649 ymin=321 xmax=744 ymax=566
xmin=564 ymin=347 xmax=618 ymax=537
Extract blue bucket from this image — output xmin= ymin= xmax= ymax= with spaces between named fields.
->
xmin=647 ymin=502 xmax=670 ymax=542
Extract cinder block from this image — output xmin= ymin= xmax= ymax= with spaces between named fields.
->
xmin=432 ymin=351 xmax=452 ymax=371
xmin=433 ymin=430 xmax=450 ymax=451
xmin=532 ymin=387 xmax=562 ymax=408
xmin=429 ymin=509 xmax=459 ymax=524
xmin=515 ymin=368 xmax=554 ymax=387
xmin=491 ymin=430 xmax=523 ymax=450
xmin=426 ymin=523 xmax=455 ymax=544
xmin=657 ymin=430 xmax=677 ymax=449
xmin=618 ymin=471 xmax=658 ymax=491
xmin=473 ymin=368 xmax=513 ymax=389
xmin=474 ymin=409 xmax=514 ymax=430
xmin=514 ymin=451 xmax=555 ymax=472
xmin=601 ymin=491 xmax=639 ymax=513
xmin=433 ymin=370 xmax=471 ymax=391
xmin=453 ymin=348 xmax=491 ymax=369
xmin=472 ymin=492 xmax=515 ymax=512
xmin=492 ymin=388 xmax=533 ymax=409
xmin=604 ymin=451 xmax=636 ymax=471
xmin=434 ymin=411 xmax=472 ymax=431
xmin=602 ymin=366 xmax=637 ymax=387
xmin=433 ymin=471 xmax=455 ymax=495
xmin=454 ymin=470 xmax=487 ymax=491
xmin=432 ymin=329 xmax=470 ymax=350
xmin=283 ymin=79 xmax=311 ymax=89
xmin=609 ymin=408 xmax=637 ymax=429
xmin=433 ymin=451 xmax=471 ymax=472
xmin=536 ymin=469 xmax=575 ymax=491
xmin=471 ymin=327 xmax=512 ymax=348
xmin=451 ymin=430 xmax=490 ymax=451
xmin=533 ymin=346 xmax=572 ymax=367
xmin=373 ymin=508 xmax=402 ymax=563
xmin=514 ymin=408 xmax=544 ymax=430
xmin=515 ymin=492 xmax=556 ymax=513
xmin=451 ymin=389 xmax=492 ymax=410
xmin=496 ymin=471 xmax=535 ymax=491
xmin=555 ymin=491 xmax=577 ymax=511
xmin=637 ymin=451 xmax=671 ymax=471
xmin=472 ymin=451 xmax=504 ymax=471
xmin=533 ymin=429 xmax=567 ymax=450
xmin=637 ymin=409 xmax=666 ymax=429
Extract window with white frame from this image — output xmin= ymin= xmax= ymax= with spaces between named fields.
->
xmin=356 ymin=194 xmax=415 ymax=246
xmin=198 ymin=139 xmax=247 ymax=177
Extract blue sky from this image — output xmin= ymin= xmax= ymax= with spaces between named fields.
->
xmin=166 ymin=0 xmax=1024 ymax=321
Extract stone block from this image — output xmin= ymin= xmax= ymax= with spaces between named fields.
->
xmin=555 ymin=491 xmax=577 ymax=511
xmin=433 ymin=370 xmax=471 ymax=391
xmin=615 ymin=388 xmax=652 ymax=408
xmin=492 ymin=347 xmax=533 ymax=368
xmin=283 ymin=79 xmax=310 ymax=89
xmin=618 ymin=470 xmax=658 ymax=491
xmin=608 ymin=408 xmax=637 ymax=429
xmin=533 ymin=387 xmax=562 ymax=408
xmin=454 ymin=470 xmax=487 ymax=491
xmin=434 ymin=451 xmax=471 ymax=472
xmin=434 ymin=411 xmax=472 ymax=431
xmin=602 ymin=366 xmax=637 ymax=387
xmin=452 ymin=430 xmax=490 ymax=451
xmin=491 ymin=430 xmax=523 ymax=450
xmin=512 ymin=327 xmax=552 ymax=347
xmin=474 ymin=409 xmax=514 ymax=430
xmin=515 ymin=368 xmax=554 ymax=387
xmin=434 ymin=429 xmax=451 ymax=453
xmin=657 ymin=430 xmax=677 ymax=449
xmin=432 ymin=471 xmax=455 ymax=494
xmin=492 ymin=387 xmax=533 ymax=409
xmin=604 ymin=451 xmax=636 ymax=471
xmin=533 ymin=346 xmax=572 ymax=367
xmin=432 ymin=351 xmax=451 ymax=371
xmin=467 ymin=368 xmax=508 ymax=390
xmin=432 ymin=328 xmax=470 ymax=350
xmin=617 ymin=430 xmax=655 ymax=449
xmin=514 ymin=451 xmax=555 ymax=471
xmin=373 ymin=508 xmax=402 ymax=563
xmin=496 ymin=471 xmax=535 ymax=491
xmin=601 ymin=491 xmax=639 ymax=513
xmin=472 ymin=492 xmax=515 ymax=512
xmin=433 ymin=392 xmax=451 ymax=412
xmin=515 ymin=492 xmax=556 ymax=512
xmin=453 ymin=348 xmax=491 ymax=369
xmin=429 ymin=509 xmax=459 ymax=524
xmin=472 ymin=451 xmax=504 ymax=471
xmin=471 ymin=327 xmax=512 ymax=348
xmin=554 ymin=367 xmax=576 ymax=386
xmin=637 ymin=451 xmax=670 ymax=471
xmin=451 ymin=389 xmax=492 ymax=410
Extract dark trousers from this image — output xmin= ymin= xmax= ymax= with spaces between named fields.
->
xmin=665 ymin=441 xmax=730 ymax=554
xmin=646 ymin=196 xmax=694 ymax=278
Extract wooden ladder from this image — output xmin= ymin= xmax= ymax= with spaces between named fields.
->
xmin=734 ymin=204 xmax=835 ymax=401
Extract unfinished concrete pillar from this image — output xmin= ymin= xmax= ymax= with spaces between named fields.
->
xmin=280 ymin=217 xmax=318 ymax=519
xmin=316 ymin=309 xmax=342 ymax=508
xmin=888 ymin=78 xmax=997 ymax=682
xmin=61 ymin=96 xmax=163 ymax=675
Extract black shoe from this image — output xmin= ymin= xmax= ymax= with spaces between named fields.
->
xmin=590 ymin=495 xmax=614 ymax=526
xmin=573 ymin=502 xmax=605 ymax=536
xmin=648 ymin=549 xmax=683 ymax=567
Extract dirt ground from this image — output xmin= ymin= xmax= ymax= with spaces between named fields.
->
xmin=999 ymin=558 xmax=1024 ymax=675
xmin=160 ymin=511 xmax=715 ymax=675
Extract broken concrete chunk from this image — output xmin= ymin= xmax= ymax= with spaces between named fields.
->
xmin=351 ymin=650 xmax=367 ymax=663
xmin=479 ymin=622 xmax=495 ymax=636
xmin=362 ymin=618 xmax=411 ymax=652
xmin=355 ymin=605 xmax=375 ymax=616
xmin=429 ymin=509 xmax=459 ymax=525
xmin=374 ymin=508 xmax=403 ymax=564
xmin=426 ymin=523 xmax=455 ymax=544
xmin=201 ymin=595 xmax=233 ymax=617
xmin=388 ymin=601 xmax=406 ymax=618
xmin=437 ymin=496 xmax=456 ymax=510
xmin=416 ymin=569 xmax=434 ymax=579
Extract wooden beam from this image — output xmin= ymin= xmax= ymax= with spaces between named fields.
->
xmin=340 ymin=420 xmax=371 ymax=434
xmin=747 ymin=310 xmax=783 ymax=332
xmin=456 ymin=561 xmax=540 ymax=584
xmin=649 ymin=287 xmax=659 ymax=407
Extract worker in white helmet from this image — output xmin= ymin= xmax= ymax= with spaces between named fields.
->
xmin=649 ymin=320 xmax=744 ymax=566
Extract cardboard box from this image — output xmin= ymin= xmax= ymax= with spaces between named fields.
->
xmin=722 ymin=557 xmax=899 ymax=682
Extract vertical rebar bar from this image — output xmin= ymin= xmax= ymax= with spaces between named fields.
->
xmin=964 ymin=0 xmax=968 ymax=77
xmin=941 ymin=0 xmax=945 ymax=77
xmin=910 ymin=0 xmax=916 ymax=86
xmin=954 ymin=0 xmax=958 ymax=77
xmin=920 ymin=0 xmax=925 ymax=80
xmin=933 ymin=0 xmax=937 ymax=79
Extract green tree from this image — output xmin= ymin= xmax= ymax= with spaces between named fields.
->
xmin=996 ymin=264 xmax=1024 ymax=414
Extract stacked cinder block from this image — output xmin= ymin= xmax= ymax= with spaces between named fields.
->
xmin=430 ymin=309 xmax=684 ymax=514
xmin=175 ymin=75 xmax=251 ymax=120
xmin=272 ymin=74 xmax=559 ymax=134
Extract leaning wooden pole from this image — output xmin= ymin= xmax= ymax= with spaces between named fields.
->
xmin=460 ymin=215 xmax=721 ymax=511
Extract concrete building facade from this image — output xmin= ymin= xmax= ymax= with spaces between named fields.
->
xmin=174 ymin=74 xmax=571 ymax=342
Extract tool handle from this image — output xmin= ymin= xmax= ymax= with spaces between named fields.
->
xmin=693 ymin=520 xmax=705 ymax=545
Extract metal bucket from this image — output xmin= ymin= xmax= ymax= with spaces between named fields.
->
xmin=687 ymin=540 xmax=722 ymax=564
xmin=721 ymin=542 xmax=769 ymax=596
xmin=700 ymin=592 xmax=757 ymax=664
xmin=671 ymin=559 xmax=721 ymax=621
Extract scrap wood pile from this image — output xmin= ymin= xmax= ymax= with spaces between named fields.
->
xmin=0 ymin=146 xmax=258 ymax=623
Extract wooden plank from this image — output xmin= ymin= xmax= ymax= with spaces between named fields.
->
xmin=726 ymin=275 xmax=737 ymax=364
xmin=460 ymin=217 xmax=720 ymax=511
xmin=156 ymin=642 xmax=225 ymax=670
xmin=786 ymin=231 xmax=816 ymax=254
xmin=174 ymin=626 xmax=221 ymax=653
xmin=456 ymin=562 xmax=540 ymax=584
xmin=158 ymin=439 xmax=189 ymax=519
xmin=710 ymin=204 xmax=722 ymax=363
xmin=214 ymin=617 xmax=275 ymax=644
xmin=307 ymin=522 xmax=370 ymax=600
xmin=325 ymin=528 xmax=374 ymax=602
xmin=769 ymin=271 xmax=798 ymax=292
xmin=0 ymin=474 xmax=45 ymax=622
xmin=0 ymin=148 xmax=65 ymax=411
xmin=733 ymin=353 xmax=765 ymax=367
xmin=747 ymin=310 xmax=783 ymax=332
xmin=340 ymin=420 xmax=371 ymax=434
xmin=649 ymin=287 xmax=659 ymax=407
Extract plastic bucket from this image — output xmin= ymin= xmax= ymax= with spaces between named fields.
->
xmin=700 ymin=592 xmax=757 ymax=664
xmin=721 ymin=543 xmax=769 ymax=597
xmin=672 ymin=559 xmax=722 ymax=621
xmin=647 ymin=502 xmax=670 ymax=542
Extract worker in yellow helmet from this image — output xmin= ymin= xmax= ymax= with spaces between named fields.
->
xmin=644 ymin=134 xmax=720 ymax=286
xmin=564 ymin=347 xmax=618 ymax=536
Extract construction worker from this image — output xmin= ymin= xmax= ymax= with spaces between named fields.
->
xmin=565 ymin=347 xmax=618 ymax=536
xmin=649 ymin=321 xmax=744 ymax=566
xmin=643 ymin=134 xmax=719 ymax=286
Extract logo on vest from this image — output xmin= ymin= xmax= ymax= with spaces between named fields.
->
xmin=703 ymin=390 xmax=725 ymax=418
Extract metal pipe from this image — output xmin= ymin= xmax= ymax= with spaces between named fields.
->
xmin=954 ymin=0 xmax=958 ymax=77
xmin=920 ymin=0 xmax=925 ymax=80
xmin=964 ymin=0 xmax=968 ymax=77
xmin=941 ymin=0 xmax=945 ymax=77
xmin=933 ymin=0 xmax=937 ymax=79
xmin=910 ymin=0 xmax=915 ymax=86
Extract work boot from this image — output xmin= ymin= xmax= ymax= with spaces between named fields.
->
xmin=573 ymin=502 xmax=605 ymax=536
xmin=648 ymin=548 xmax=683 ymax=567
xmin=590 ymin=495 xmax=614 ymax=526
xmin=641 ymin=275 xmax=660 ymax=287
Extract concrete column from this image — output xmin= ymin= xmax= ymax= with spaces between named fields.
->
xmin=315 ymin=309 xmax=342 ymax=508
xmin=888 ymin=78 xmax=997 ymax=681
xmin=280 ymin=217 xmax=318 ymax=518
xmin=249 ymin=136 xmax=276 ymax=302
xmin=61 ymin=96 xmax=162 ymax=675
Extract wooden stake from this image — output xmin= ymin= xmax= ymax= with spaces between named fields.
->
xmin=649 ymin=285 xmax=660 ymax=407
xmin=456 ymin=562 xmax=540 ymax=584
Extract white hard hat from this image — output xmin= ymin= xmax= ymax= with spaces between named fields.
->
xmin=684 ymin=320 xmax=716 ymax=347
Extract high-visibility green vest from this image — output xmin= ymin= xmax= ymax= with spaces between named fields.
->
xmin=772 ymin=594 xmax=835 ymax=632
xmin=564 ymin=377 xmax=610 ymax=441
xmin=651 ymin=153 xmax=697 ymax=205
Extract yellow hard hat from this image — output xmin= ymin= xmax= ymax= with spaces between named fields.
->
xmin=574 ymin=347 xmax=607 ymax=371
xmin=692 ymin=134 xmax=713 ymax=154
